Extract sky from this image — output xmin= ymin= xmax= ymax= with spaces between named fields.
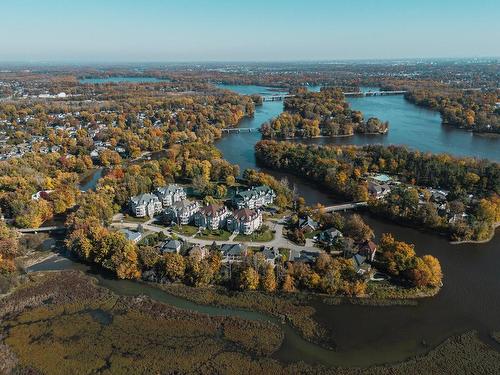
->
xmin=1 ymin=0 xmax=499 ymax=62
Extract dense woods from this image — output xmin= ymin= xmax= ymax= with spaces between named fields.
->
xmin=255 ymin=140 xmax=500 ymax=240
xmin=261 ymin=88 xmax=388 ymax=138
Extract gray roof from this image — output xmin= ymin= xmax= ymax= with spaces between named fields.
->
xmin=155 ymin=184 xmax=184 ymax=195
xmin=130 ymin=193 xmax=159 ymax=206
xmin=235 ymin=185 xmax=274 ymax=200
xmin=221 ymin=243 xmax=247 ymax=257
xmin=119 ymin=229 xmax=142 ymax=242
xmin=161 ymin=239 xmax=182 ymax=253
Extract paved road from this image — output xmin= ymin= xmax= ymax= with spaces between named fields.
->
xmin=111 ymin=218 xmax=322 ymax=260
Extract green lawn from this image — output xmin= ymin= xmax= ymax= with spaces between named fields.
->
xmin=172 ymin=225 xmax=199 ymax=236
xmin=122 ymin=214 xmax=150 ymax=223
xmin=304 ymin=230 xmax=320 ymax=239
xmin=234 ymin=229 xmax=274 ymax=243
xmin=196 ymin=229 xmax=232 ymax=241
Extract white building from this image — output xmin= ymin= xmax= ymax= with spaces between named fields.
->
xmin=194 ymin=204 xmax=230 ymax=230
xmin=129 ymin=193 xmax=163 ymax=218
xmin=232 ymin=185 xmax=275 ymax=209
xmin=227 ymin=208 xmax=262 ymax=235
xmin=154 ymin=184 xmax=186 ymax=207
xmin=164 ymin=199 xmax=200 ymax=225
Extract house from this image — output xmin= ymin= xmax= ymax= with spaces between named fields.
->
xmin=129 ymin=193 xmax=163 ymax=218
xmin=298 ymin=216 xmax=319 ymax=233
xmin=154 ymin=184 xmax=186 ymax=207
xmin=194 ymin=204 xmax=230 ymax=230
xmin=293 ymin=250 xmax=319 ymax=264
xmin=317 ymin=228 xmax=343 ymax=245
xmin=226 ymin=208 xmax=262 ymax=235
xmin=160 ymin=239 xmax=182 ymax=254
xmin=119 ymin=228 xmax=142 ymax=243
xmin=367 ymin=180 xmax=391 ymax=199
xmin=164 ymin=199 xmax=200 ymax=225
xmin=350 ymin=254 xmax=371 ymax=275
xmin=232 ymin=185 xmax=276 ymax=209
xmin=31 ymin=190 xmax=54 ymax=201
xmin=220 ymin=243 xmax=248 ymax=263
xmin=429 ymin=189 xmax=449 ymax=203
xmin=188 ymin=245 xmax=209 ymax=259
xmin=358 ymin=240 xmax=377 ymax=261
xmin=261 ymin=246 xmax=280 ymax=266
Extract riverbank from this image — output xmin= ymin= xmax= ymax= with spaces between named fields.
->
xmin=2 ymin=270 xmax=500 ymax=374
xmin=450 ymin=222 xmax=500 ymax=245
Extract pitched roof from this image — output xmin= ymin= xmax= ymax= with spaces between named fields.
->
xmin=199 ymin=204 xmax=227 ymax=216
xmin=130 ymin=193 xmax=159 ymax=206
xmin=233 ymin=208 xmax=258 ymax=220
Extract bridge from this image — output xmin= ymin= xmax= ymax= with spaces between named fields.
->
xmin=343 ymin=90 xmax=407 ymax=97
xmin=221 ymin=127 xmax=260 ymax=133
xmin=323 ymin=201 xmax=368 ymax=213
xmin=262 ymin=94 xmax=295 ymax=102
xmin=17 ymin=226 xmax=66 ymax=234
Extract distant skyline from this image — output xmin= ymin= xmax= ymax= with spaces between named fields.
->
xmin=1 ymin=0 xmax=499 ymax=62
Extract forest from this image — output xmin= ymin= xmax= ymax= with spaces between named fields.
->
xmin=261 ymin=87 xmax=388 ymax=139
xmin=255 ymin=140 xmax=500 ymax=241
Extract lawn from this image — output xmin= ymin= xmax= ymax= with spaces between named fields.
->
xmin=234 ymin=229 xmax=274 ymax=243
xmin=304 ymin=230 xmax=320 ymax=239
xmin=172 ymin=225 xmax=199 ymax=236
xmin=122 ymin=214 xmax=151 ymax=223
xmin=196 ymin=229 xmax=232 ymax=241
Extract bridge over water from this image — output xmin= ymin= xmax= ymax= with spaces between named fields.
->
xmin=261 ymin=90 xmax=407 ymax=102
xmin=18 ymin=226 xmax=66 ymax=234
xmin=323 ymin=201 xmax=368 ymax=213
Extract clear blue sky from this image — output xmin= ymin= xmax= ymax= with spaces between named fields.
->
xmin=1 ymin=0 xmax=499 ymax=62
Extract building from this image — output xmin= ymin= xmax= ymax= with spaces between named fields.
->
xmin=164 ymin=199 xmax=200 ymax=225
xmin=261 ymin=246 xmax=280 ymax=266
xmin=31 ymin=190 xmax=54 ymax=201
xmin=358 ymin=240 xmax=377 ymax=261
xmin=118 ymin=228 xmax=142 ymax=243
xmin=129 ymin=193 xmax=163 ymax=218
xmin=188 ymin=245 xmax=209 ymax=259
xmin=232 ymin=185 xmax=276 ymax=209
xmin=226 ymin=208 xmax=262 ymax=235
xmin=160 ymin=239 xmax=182 ymax=254
xmin=367 ymin=180 xmax=391 ymax=199
xmin=298 ymin=216 xmax=319 ymax=233
xmin=317 ymin=228 xmax=343 ymax=245
xmin=154 ymin=184 xmax=186 ymax=207
xmin=194 ymin=204 xmax=230 ymax=230
xmin=350 ymin=254 xmax=371 ymax=275
xmin=220 ymin=243 xmax=248 ymax=263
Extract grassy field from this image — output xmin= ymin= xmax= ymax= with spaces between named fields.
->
xmin=235 ymin=229 xmax=274 ymax=242
xmin=197 ymin=229 xmax=232 ymax=241
xmin=172 ymin=224 xmax=199 ymax=236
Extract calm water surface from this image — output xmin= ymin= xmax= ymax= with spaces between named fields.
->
xmin=25 ymin=84 xmax=500 ymax=367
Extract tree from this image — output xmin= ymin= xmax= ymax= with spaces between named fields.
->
xmin=164 ymin=253 xmax=186 ymax=281
xmin=281 ymin=273 xmax=295 ymax=292
xmin=343 ymin=214 xmax=374 ymax=242
xmin=138 ymin=246 xmax=161 ymax=269
xmin=261 ymin=264 xmax=277 ymax=292
xmin=110 ymin=241 xmax=141 ymax=280
xmin=239 ymin=267 xmax=260 ymax=291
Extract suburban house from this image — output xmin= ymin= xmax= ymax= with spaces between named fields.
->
xmin=293 ymin=250 xmax=320 ymax=264
xmin=261 ymin=246 xmax=280 ymax=266
xmin=226 ymin=208 xmax=262 ymax=235
xmin=188 ymin=245 xmax=209 ymax=259
xmin=232 ymin=185 xmax=276 ymax=209
xmin=350 ymin=254 xmax=371 ymax=275
xmin=367 ymin=180 xmax=391 ymax=199
xmin=298 ymin=216 xmax=319 ymax=233
xmin=118 ymin=228 xmax=142 ymax=243
xmin=129 ymin=193 xmax=163 ymax=218
xmin=194 ymin=204 xmax=230 ymax=230
xmin=154 ymin=184 xmax=187 ymax=207
xmin=317 ymin=227 xmax=343 ymax=245
xmin=164 ymin=199 xmax=200 ymax=225
xmin=358 ymin=240 xmax=377 ymax=261
xmin=220 ymin=243 xmax=248 ymax=263
xmin=31 ymin=190 xmax=54 ymax=201
xmin=160 ymin=239 xmax=182 ymax=254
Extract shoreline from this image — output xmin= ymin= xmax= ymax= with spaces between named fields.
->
xmin=450 ymin=222 xmax=500 ymax=245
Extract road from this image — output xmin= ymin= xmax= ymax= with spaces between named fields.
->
xmin=111 ymin=217 xmax=322 ymax=260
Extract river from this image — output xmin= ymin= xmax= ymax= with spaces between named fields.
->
xmin=25 ymin=84 xmax=500 ymax=367
xmin=215 ymin=85 xmax=500 ymax=185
